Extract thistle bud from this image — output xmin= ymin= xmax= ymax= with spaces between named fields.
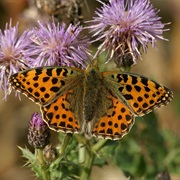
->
xmin=28 ymin=113 xmax=50 ymax=149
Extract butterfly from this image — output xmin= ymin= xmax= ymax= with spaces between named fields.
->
xmin=9 ymin=61 xmax=173 ymax=140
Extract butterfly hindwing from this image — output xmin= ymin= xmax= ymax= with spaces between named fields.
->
xmin=10 ymin=66 xmax=84 ymax=105
xmin=92 ymin=93 xmax=135 ymax=140
xmin=41 ymin=90 xmax=80 ymax=133
xmin=102 ymin=72 xmax=173 ymax=116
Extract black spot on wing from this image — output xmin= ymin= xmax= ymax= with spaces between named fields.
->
xmin=131 ymin=76 xmax=138 ymax=84
xmin=54 ymin=106 xmax=58 ymax=111
xmin=144 ymin=94 xmax=149 ymax=99
xmin=121 ymin=123 xmax=127 ymax=131
xmin=56 ymin=68 xmax=62 ymax=76
xmin=114 ymin=123 xmax=118 ymax=128
xmin=52 ymin=78 xmax=58 ymax=84
xmin=47 ymin=112 xmax=53 ymax=119
xmin=149 ymin=100 xmax=154 ymax=105
xmin=99 ymin=129 xmax=105 ymax=134
xmin=28 ymin=87 xmax=33 ymax=93
xmin=145 ymin=86 xmax=150 ymax=92
xmin=118 ymin=115 xmax=122 ymax=120
xmin=133 ymin=102 xmax=138 ymax=108
xmin=59 ymin=121 xmax=65 ymax=127
xmin=40 ymin=87 xmax=46 ymax=92
xmin=118 ymin=87 xmax=124 ymax=92
xmin=50 ymin=86 xmax=59 ymax=92
xmin=43 ymin=77 xmax=50 ymax=82
xmin=125 ymin=114 xmax=132 ymax=122
xmin=55 ymin=114 xmax=60 ymax=119
xmin=46 ymin=69 xmax=53 ymax=76
xmin=111 ymin=75 xmax=115 ymax=79
xmin=117 ymin=75 xmax=123 ymax=82
xmin=34 ymin=92 xmax=40 ymax=97
xmin=67 ymin=124 xmax=73 ymax=129
xmin=62 ymin=69 xmax=68 ymax=76
xmin=141 ymin=78 xmax=148 ymax=86
xmin=126 ymin=85 xmax=132 ymax=92
xmin=33 ymin=76 xmax=39 ymax=81
xmin=142 ymin=103 xmax=148 ymax=108
xmin=45 ymin=104 xmax=51 ymax=110
xmin=108 ymin=121 xmax=112 ymax=126
xmin=22 ymin=71 xmax=28 ymax=77
xmin=134 ymin=85 xmax=141 ymax=92
xmin=68 ymin=117 xmax=73 ymax=122
xmin=35 ymin=69 xmax=43 ymax=76
xmin=122 ymin=74 xmax=128 ymax=83
xmin=60 ymin=80 xmax=65 ymax=86
xmin=62 ymin=114 xmax=67 ymax=119
xmin=107 ymin=128 xmax=113 ymax=134
xmin=111 ymin=111 xmax=116 ymax=117
xmin=124 ymin=94 xmax=133 ymax=100
xmin=33 ymin=83 xmax=39 ymax=88
xmin=41 ymin=98 xmax=46 ymax=103
xmin=137 ymin=96 xmax=143 ymax=102
xmin=100 ymin=122 xmax=106 ymax=127
xmin=44 ymin=93 xmax=50 ymax=99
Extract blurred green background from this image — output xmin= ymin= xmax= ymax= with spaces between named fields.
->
xmin=0 ymin=0 xmax=180 ymax=179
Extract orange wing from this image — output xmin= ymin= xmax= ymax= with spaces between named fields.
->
xmin=10 ymin=66 xmax=83 ymax=134
xmin=41 ymin=90 xmax=80 ymax=133
xmin=92 ymin=72 xmax=173 ymax=140
xmin=9 ymin=66 xmax=84 ymax=105
xmin=92 ymin=94 xmax=135 ymax=140
xmin=102 ymin=72 xmax=173 ymax=116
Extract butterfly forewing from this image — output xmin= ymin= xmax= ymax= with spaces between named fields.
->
xmin=103 ymin=72 xmax=173 ymax=116
xmin=10 ymin=67 xmax=84 ymax=105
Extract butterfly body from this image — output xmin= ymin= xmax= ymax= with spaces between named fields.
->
xmin=84 ymin=68 xmax=102 ymax=122
xmin=10 ymin=63 xmax=173 ymax=140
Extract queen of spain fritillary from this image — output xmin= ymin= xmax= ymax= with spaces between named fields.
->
xmin=9 ymin=61 xmax=173 ymax=140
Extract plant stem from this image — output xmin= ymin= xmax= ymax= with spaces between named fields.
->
xmin=79 ymin=139 xmax=108 ymax=180
xmin=92 ymin=139 xmax=108 ymax=152
xmin=36 ymin=149 xmax=50 ymax=180
xmin=80 ymin=146 xmax=94 ymax=180
xmin=79 ymin=142 xmax=85 ymax=164
xmin=60 ymin=133 xmax=72 ymax=155
xmin=50 ymin=133 xmax=72 ymax=171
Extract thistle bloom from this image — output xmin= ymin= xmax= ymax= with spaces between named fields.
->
xmin=87 ymin=0 xmax=168 ymax=68
xmin=30 ymin=20 xmax=90 ymax=68
xmin=28 ymin=113 xmax=50 ymax=149
xmin=0 ymin=22 xmax=34 ymax=99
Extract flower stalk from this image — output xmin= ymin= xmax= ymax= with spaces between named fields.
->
xmin=80 ymin=144 xmax=94 ymax=180
xmin=36 ymin=149 xmax=50 ymax=180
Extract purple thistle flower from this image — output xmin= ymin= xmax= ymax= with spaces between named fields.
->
xmin=0 ymin=21 xmax=34 ymax=99
xmin=28 ymin=112 xmax=50 ymax=149
xmin=87 ymin=0 xmax=168 ymax=68
xmin=29 ymin=20 xmax=91 ymax=68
